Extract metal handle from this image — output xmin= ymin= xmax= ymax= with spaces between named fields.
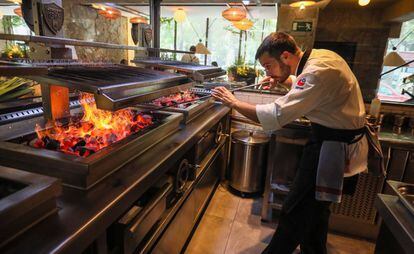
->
xmin=128 ymin=183 xmax=173 ymax=234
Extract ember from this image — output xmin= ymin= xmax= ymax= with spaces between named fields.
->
xmin=151 ymin=90 xmax=198 ymax=108
xmin=33 ymin=93 xmax=154 ymax=157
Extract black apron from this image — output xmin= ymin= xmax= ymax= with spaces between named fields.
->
xmin=283 ymin=49 xmax=362 ymax=213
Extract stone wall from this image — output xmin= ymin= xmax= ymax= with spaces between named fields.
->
xmin=62 ymin=0 xmax=128 ymax=63
xmin=316 ymin=7 xmax=392 ymax=101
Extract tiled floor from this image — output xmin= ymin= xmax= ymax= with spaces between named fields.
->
xmin=185 ymin=185 xmax=375 ymax=254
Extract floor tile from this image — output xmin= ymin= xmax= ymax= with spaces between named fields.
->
xmin=224 ymin=221 xmax=275 ymax=254
xmin=327 ymin=233 xmax=375 ymax=254
xmin=185 ymin=214 xmax=233 ymax=254
xmin=205 ymin=185 xmax=240 ymax=220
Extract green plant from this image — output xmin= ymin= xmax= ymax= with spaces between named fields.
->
xmin=1 ymin=44 xmax=26 ymax=59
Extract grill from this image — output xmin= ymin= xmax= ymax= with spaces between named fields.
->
xmin=137 ymin=88 xmax=214 ymax=124
xmin=0 ymin=110 xmax=182 ymax=190
xmin=132 ymin=58 xmax=226 ymax=82
xmin=26 ymin=64 xmax=193 ymax=111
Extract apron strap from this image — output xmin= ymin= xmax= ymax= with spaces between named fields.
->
xmin=296 ymin=49 xmax=312 ymax=76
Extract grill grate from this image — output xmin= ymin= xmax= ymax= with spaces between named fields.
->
xmin=0 ymin=100 xmax=87 ymax=125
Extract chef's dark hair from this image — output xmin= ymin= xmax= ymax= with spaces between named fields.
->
xmin=190 ymin=45 xmax=196 ymax=52
xmin=255 ymin=32 xmax=298 ymax=60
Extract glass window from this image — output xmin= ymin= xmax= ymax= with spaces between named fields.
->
xmin=377 ymin=19 xmax=414 ymax=103
xmin=159 ymin=7 xmax=276 ymax=72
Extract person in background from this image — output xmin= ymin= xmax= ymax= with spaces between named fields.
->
xmin=212 ymin=32 xmax=368 ymax=254
xmin=181 ymin=45 xmax=199 ymax=64
xmin=120 ymin=59 xmax=128 ymax=65
xmin=211 ymin=61 xmax=218 ymax=67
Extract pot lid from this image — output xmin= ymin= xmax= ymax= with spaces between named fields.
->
xmin=232 ymin=130 xmax=269 ymax=144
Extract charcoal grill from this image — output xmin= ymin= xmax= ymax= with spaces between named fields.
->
xmin=136 ymin=88 xmax=215 ymax=124
xmin=0 ymin=111 xmax=182 ymax=190
xmin=132 ymin=58 xmax=226 ymax=82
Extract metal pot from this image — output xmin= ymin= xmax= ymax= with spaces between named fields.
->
xmin=229 ymin=130 xmax=269 ymax=193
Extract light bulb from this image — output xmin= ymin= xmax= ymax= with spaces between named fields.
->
xmin=300 ymin=3 xmax=305 ymax=10
xmin=358 ymin=0 xmax=370 ymax=6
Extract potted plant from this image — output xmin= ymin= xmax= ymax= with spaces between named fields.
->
xmin=227 ymin=60 xmax=263 ymax=85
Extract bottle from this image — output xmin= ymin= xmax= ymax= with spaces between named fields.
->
xmin=369 ymin=96 xmax=381 ymax=119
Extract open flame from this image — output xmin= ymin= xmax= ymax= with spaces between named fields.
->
xmin=33 ymin=93 xmax=153 ymax=157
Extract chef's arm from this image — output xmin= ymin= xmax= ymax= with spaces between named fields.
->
xmin=211 ymin=87 xmax=259 ymax=123
xmin=233 ymin=101 xmax=259 ymax=123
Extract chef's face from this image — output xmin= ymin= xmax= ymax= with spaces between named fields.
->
xmin=258 ymin=52 xmax=291 ymax=83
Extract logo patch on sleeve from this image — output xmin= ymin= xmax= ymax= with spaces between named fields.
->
xmin=295 ymin=78 xmax=306 ymax=89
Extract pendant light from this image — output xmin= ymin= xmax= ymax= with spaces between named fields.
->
xmin=195 ymin=40 xmax=211 ymax=55
xmin=98 ymin=7 xmax=121 ymax=20
xmin=383 ymin=51 xmax=406 ymax=67
xmin=233 ymin=18 xmax=254 ymax=31
xmin=130 ymin=16 xmax=148 ymax=24
xmin=13 ymin=7 xmax=22 ymax=17
xmin=358 ymin=0 xmax=370 ymax=6
xmin=289 ymin=1 xmax=316 ymax=9
xmin=173 ymin=8 xmax=187 ymax=23
xmin=222 ymin=7 xmax=246 ymax=22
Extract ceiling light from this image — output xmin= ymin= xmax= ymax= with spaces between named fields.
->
xmin=289 ymin=1 xmax=316 ymax=8
xmin=358 ymin=0 xmax=370 ymax=6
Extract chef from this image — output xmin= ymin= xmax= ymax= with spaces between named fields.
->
xmin=212 ymin=32 xmax=369 ymax=254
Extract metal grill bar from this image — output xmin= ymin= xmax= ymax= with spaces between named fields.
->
xmin=132 ymin=58 xmax=226 ymax=82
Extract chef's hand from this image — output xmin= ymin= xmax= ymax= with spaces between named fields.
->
xmin=260 ymin=76 xmax=277 ymax=89
xmin=211 ymin=87 xmax=238 ymax=108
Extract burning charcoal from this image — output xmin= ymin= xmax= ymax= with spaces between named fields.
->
xmin=130 ymin=124 xmax=139 ymax=133
xmin=107 ymin=133 xmax=118 ymax=144
xmin=75 ymin=146 xmax=95 ymax=157
xmin=42 ymin=136 xmax=60 ymax=151
xmin=72 ymin=139 xmax=86 ymax=150
xmin=33 ymin=138 xmax=45 ymax=148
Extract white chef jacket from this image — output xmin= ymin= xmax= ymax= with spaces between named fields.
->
xmin=256 ymin=49 xmax=368 ymax=176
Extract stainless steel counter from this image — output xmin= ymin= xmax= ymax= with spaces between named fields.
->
xmin=1 ymin=104 xmax=230 ymax=254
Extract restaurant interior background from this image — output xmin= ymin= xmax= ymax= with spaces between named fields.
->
xmin=1 ymin=1 xmax=414 ymax=254
xmin=1 ymin=0 xmax=414 ymax=106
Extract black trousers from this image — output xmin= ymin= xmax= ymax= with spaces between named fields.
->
xmin=263 ymin=141 xmax=358 ymax=254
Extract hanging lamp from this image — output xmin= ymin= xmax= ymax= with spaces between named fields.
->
xmin=13 ymin=7 xmax=22 ymax=17
xmin=383 ymin=51 xmax=406 ymax=67
xmin=130 ymin=16 xmax=148 ymax=24
xmin=233 ymin=18 xmax=254 ymax=31
xmin=222 ymin=7 xmax=246 ymax=22
xmin=98 ymin=7 xmax=121 ymax=20
xmin=195 ymin=40 xmax=211 ymax=55
xmin=358 ymin=0 xmax=370 ymax=6
xmin=173 ymin=8 xmax=187 ymax=23
xmin=289 ymin=1 xmax=316 ymax=9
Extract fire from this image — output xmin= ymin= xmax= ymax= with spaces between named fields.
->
xmin=34 ymin=93 xmax=153 ymax=157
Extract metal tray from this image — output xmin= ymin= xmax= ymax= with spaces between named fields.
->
xmin=388 ymin=180 xmax=414 ymax=216
xmin=0 ymin=166 xmax=61 ymax=248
